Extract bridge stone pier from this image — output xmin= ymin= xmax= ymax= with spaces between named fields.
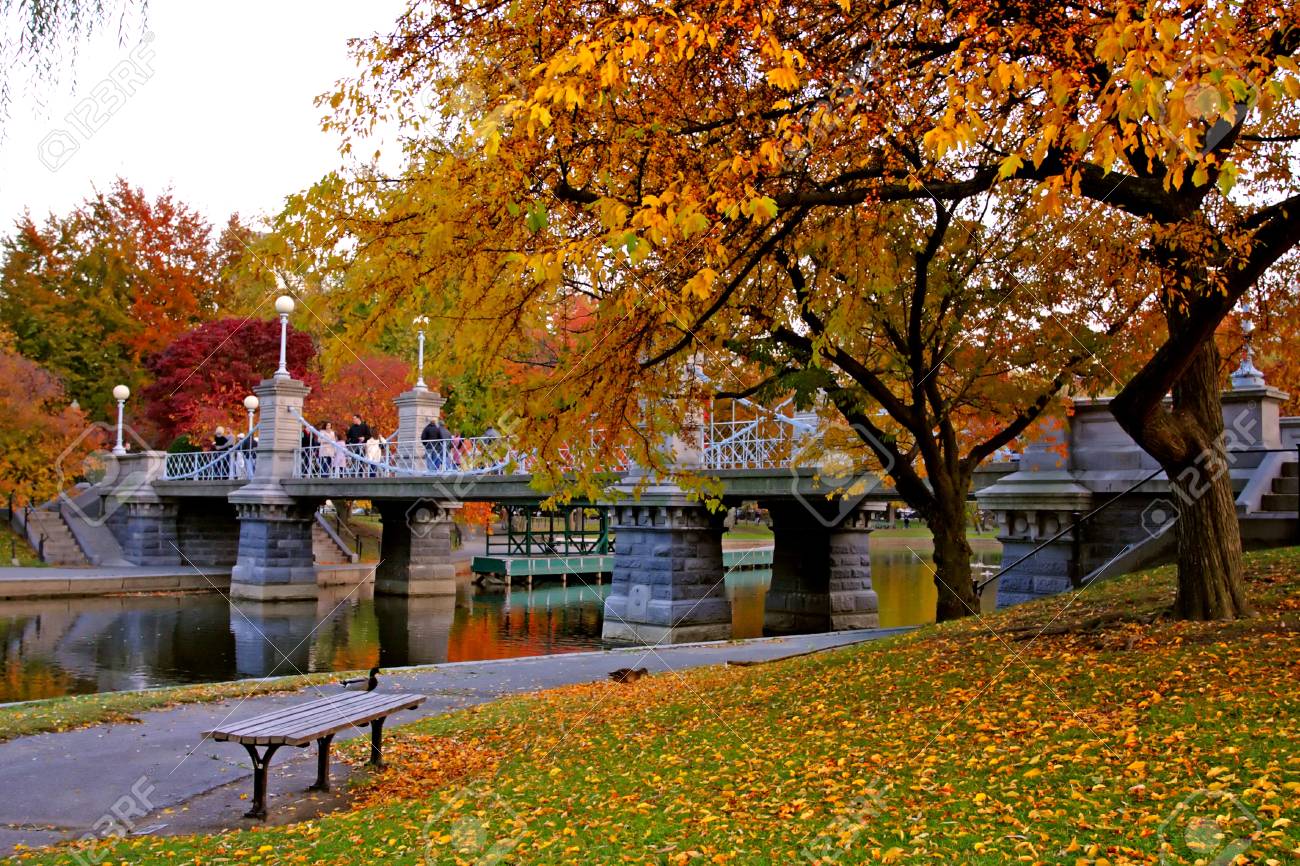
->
xmin=374 ymin=500 xmax=458 ymax=596
xmin=764 ymin=503 xmax=879 ymax=633
xmin=601 ymin=489 xmax=731 ymax=644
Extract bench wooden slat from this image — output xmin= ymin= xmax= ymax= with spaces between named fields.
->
xmin=208 ymin=693 xmax=367 ymax=736
xmin=204 ymin=692 xmax=425 ymax=746
xmin=276 ymin=697 xmax=423 ymax=744
xmin=208 ymin=696 xmax=361 ymax=733
xmin=210 ymin=692 xmax=394 ymax=738
xmin=245 ymin=695 xmax=411 ymax=744
xmin=212 ymin=697 xmax=394 ymax=744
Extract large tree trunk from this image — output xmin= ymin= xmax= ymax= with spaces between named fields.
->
xmin=930 ymin=498 xmax=977 ymax=622
xmin=1113 ymin=338 xmax=1251 ymax=620
xmin=1166 ymin=341 xmax=1251 ymax=619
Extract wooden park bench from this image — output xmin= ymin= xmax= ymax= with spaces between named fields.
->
xmin=203 ymin=690 xmax=426 ymax=819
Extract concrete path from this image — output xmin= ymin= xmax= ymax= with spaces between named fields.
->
xmin=0 ymin=566 xmax=234 ymax=599
xmin=0 ymin=628 xmax=906 ymax=854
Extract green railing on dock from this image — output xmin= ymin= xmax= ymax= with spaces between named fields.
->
xmin=471 ymin=547 xmax=774 ymax=579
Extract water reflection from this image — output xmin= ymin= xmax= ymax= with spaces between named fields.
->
xmin=0 ymin=536 xmax=999 ymax=701
xmin=871 ymin=542 xmax=1002 ymax=626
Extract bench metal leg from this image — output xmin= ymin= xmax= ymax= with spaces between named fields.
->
xmin=242 ymin=743 xmax=282 ymax=820
xmin=369 ymin=717 xmax=385 ymax=767
xmin=308 ymin=734 xmax=335 ymax=792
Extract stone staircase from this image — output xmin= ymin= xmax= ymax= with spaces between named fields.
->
xmin=58 ymin=487 xmax=132 ymax=566
xmin=1259 ymin=460 xmax=1299 ymax=513
xmin=313 ymin=512 xmax=359 ymax=564
xmin=22 ymin=509 xmax=89 ymax=566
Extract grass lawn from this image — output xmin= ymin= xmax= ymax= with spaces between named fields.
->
xmin=0 ymin=523 xmax=45 ymax=567
xmin=870 ymin=524 xmax=1000 ymax=541
xmin=723 ymin=522 xmax=774 ymax=540
xmin=16 ymin=550 xmax=1298 ymax=864
xmin=0 ymin=671 xmax=360 ymax=743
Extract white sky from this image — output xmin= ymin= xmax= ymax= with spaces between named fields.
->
xmin=0 ymin=1 xmax=408 ymax=231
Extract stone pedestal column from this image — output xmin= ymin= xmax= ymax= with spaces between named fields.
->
xmin=120 ymin=500 xmax=182 ymax=566
xmin=393 ymin=387 xmax=445 ymax=469
xmin=374 ymin=500 xmax=458 ymax=596
xmin=249 ymin=376 xmax=311 ymax=481
xmin=764 ymin=503 xmax=878 ymax=633
xmin=602 ymin=492 xmax=730 ymax=644
xmin=1222 ymin=383 xmax=1288 ymax=453
xmin=230 ymin=375 xmax=318 ymax=601
xmin=230 ymin=501 xmax=319 ymax=600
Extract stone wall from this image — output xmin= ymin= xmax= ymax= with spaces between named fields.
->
xmin=176 ymin=499 xmax=241 ymax=567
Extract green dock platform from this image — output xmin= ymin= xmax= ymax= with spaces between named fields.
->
xmin=471 ymin=547 xmax=773 ymax=580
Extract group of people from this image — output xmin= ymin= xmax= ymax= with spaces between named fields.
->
xmin=203 ymin=426 xmax=258 ymax=479
xmin=301 ymin=414 xmax=388 ymax=477
xmin=214 ymin=412 xmax=486 ymax=477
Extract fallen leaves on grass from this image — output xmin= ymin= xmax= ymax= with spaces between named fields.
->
xmin=13 ymin=549 xmax=1300 ymax=864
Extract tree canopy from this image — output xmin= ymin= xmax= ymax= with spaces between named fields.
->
xmin=141 ymin=318 xmax=318 ymax=445
xmin=278 ymin=0 xmax=1298 ymax=619
xmin=0 ymin=179 xmax=256 ymax=415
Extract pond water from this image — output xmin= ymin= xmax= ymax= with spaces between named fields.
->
xmin=0 ymin=537 xmax=999 ymax=702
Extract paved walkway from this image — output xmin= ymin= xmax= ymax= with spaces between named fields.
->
xmin=0 ymin=628 xmax=906 ymax=854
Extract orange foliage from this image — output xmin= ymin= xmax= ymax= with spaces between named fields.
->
xmin=306 ymin=355 xmax=412 ymax=437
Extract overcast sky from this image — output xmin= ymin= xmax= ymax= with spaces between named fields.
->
xmin=0 ymin=1 xmax=407 ymax=231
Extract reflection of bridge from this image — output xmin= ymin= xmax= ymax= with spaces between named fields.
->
xmin=90 ymin=373 xmax=970 ymax=645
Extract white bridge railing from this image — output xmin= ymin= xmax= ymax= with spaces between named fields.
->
xmin=160 ymin=410 xmax=826 ymax=482
xmin=163 ymin=427 xmax=260 ymax=481
xmin=701 ymin=407 xmax=817 ymax=470
xmin=293 ymin=438 xmax=514 ymax=479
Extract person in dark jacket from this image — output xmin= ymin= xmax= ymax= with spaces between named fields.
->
xmin=345 ymin=414 xmax=372 ymax=447
xmin=300 ymin=427 xmax=317 ymax=476
xmin=422 ymin=418 xmax=451 ymax=471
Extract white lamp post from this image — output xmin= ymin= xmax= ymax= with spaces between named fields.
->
xmin=243 ymin=394 xmax=260 ymax=436
xmin=274 ymin=295 xmax=295 ymax=378
xmin=414 ymin=315 xmax=429 ymax=389
xmin=111 ymin=384 xmax=130 ymax=455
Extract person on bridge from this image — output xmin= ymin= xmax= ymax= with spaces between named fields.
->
xmin=421 ymin=418 xmax=451 ymax=471
xmin=346 ymin=414 xmax=372 ymax=448
xmin=364 ymin=433 xmax=385 ymax=477
xmin=300 ymin=426 xmax=317 ymax=476
xmin=320 ymin=421 xmax=347 ymax=477
xmin=204 ymin=427 xmax=232 ymax=480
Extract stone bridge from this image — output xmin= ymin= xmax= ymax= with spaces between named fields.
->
xmin=86 ymin=373 xmax=1016 ymax=645
xmin=82 ymin=362 xmax=1295 ymax=644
